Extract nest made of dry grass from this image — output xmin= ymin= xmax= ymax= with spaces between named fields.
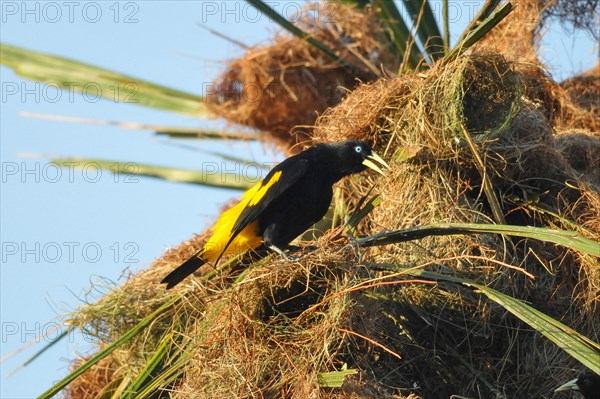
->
xmin=64 ymin=50 xmax=599 ymax=399
xmin=206 ymin=2 xmax=398 ymax=154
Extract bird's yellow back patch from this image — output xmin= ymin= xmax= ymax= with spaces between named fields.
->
xmin=249 ymin=171 xmax=282 ymax=206
xmin=199 ymin=171 xmax=282 ymax=262
xmin=201 ymin=220 xmax=261 ymax=261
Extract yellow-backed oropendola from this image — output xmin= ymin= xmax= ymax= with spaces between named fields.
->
xmin=161 ymin=140 xmax=389 ymax=289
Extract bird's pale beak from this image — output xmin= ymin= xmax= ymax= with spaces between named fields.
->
xmin=362 ymin=151 xmax=390 ymax=176
xmin=555 ymin=378 xmax=580 ymax=392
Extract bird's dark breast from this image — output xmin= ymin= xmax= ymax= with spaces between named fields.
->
xmin=258 ymin=171 xmax=333 ymax=246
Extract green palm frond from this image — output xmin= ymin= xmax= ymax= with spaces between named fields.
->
xmin=408 ymin=270 xmax=600 ymax=374
xmin=358 ymin=223 xmax=600 ymax=257
xmin=1 ymin=43 xmax=210 ymax=116
xmin=51 ymin=158 xmax=255 ymax=190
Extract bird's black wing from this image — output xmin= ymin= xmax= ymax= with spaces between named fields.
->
xmin=217 ymin=156 xmax=310 ymax=262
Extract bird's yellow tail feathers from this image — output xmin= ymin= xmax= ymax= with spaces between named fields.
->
xmin=161 ymin=180 xmax=265 ymax=289
xmin=201 ymin=180 xmax=266 ymax=261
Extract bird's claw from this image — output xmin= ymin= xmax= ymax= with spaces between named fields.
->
xmin=268 ymin=244 xmax=300 ymax=262
xmin=281 ymin=253 xmax=300 ymax=262
xmin=345 ymin=232 xmax=363 ymax=261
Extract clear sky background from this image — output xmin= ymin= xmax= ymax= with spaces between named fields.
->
xmin=0 ymin=1 xmax=596 ymax=398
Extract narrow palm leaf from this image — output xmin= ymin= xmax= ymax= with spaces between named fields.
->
xmin=407 ymin=270 xmax=600 ymax=374
xmin=1 ymin=44 xmax=209 ymax=116
xmin=244 ymin=0 xmax=369 ymax=79
xmin=51 ymin=158 xmax=254 ymax=190
xmin=123 ymin=336 xmax=170 ymax=397
xmin=456 ymin=0 xmax=502 ymax=44
xmin=345 ymin=194 xmax=382 ymax=237
xmin=373 ymin=0 xmax=422 ymax=70
xmin=338 ymin=0 xmax=370 ymax=8
xmin=122 ymin=333 xmax=175 ymax=398
xmin=401 ymin=0 xmax=445 ymax=60
xmin=130 ymin=352 xmax=189 ymax=399
xmin=442 ymin=0 xmax=450 ymax=52
xmin=6 ymin=326 xmax=74 ymax=377
xmin=196 ymin=23 xmax=250 ymax=49
xmin=37 ymin=297 xmax=180 ymax=399
xmin=20 ymin=112 xmax=256 ymax=141
xmin=443 ymin=2 xmax=514 ymax=64
xmin=358 ymin=223 xmax=600 ymax=257
xmin=155 ymin=128 xmax=255 ymax=141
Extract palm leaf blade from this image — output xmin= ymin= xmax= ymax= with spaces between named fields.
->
xmin=51 ymin=158 xmax=254 ymax=190
xmin=1 ymin=43 xmax=210 ymax=116
xmin=244 ymin=0 xmax=368 ymax=79
xmin=408 ymin=270 xmax=600 ymax=373
xmin=358 ymin=223 xmax=600 ymax=257
xmin=37 ymin=297 xmax=180 ymax=399
xmin=401 ymin=0 xmax=445 ymax=59
xmin=443 ymin=2 xmax=514 ymax=63
xmin=373 ymin=0 xmax=422 ymax=70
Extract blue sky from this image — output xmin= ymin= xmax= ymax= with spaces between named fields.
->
xmin=0 ymin=1 xmax=597 ymax=398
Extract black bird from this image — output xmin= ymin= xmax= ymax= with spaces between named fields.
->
xmin=555 ymin=372 xmax=600 ymax=399
xmin=161 ymin=140 xmax=389 ymax=289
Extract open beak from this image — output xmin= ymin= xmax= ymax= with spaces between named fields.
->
xmin=555 ymin=378 xmax=580 ymax=393
xmin=362 ymin=151 xmax=390 ymax=176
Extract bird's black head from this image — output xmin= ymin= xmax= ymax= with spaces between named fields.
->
xmin=321 ymin=140 xmax=389 ymax=182
xmin=555 ymin=372 xmax=600 ymax=399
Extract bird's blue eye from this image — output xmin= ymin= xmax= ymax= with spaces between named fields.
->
xmin=354 ymin=146 xmax=362 ymax=153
